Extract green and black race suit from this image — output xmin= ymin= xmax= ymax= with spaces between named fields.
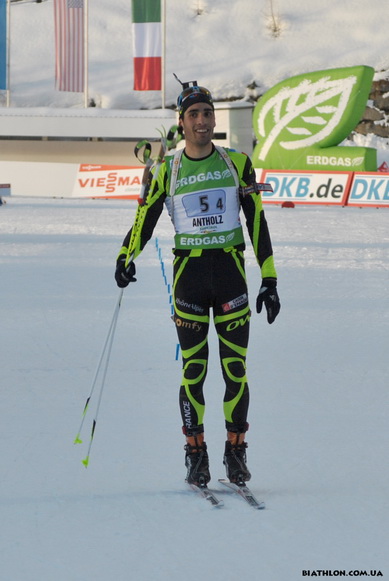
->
xmin=118 ymin=145 xmax=277 ymax=434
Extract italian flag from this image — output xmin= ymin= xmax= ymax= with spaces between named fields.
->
xmin=132 ymin=0 xmax=162 ymax=91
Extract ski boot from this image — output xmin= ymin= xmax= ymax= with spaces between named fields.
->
xmin=184 ymin=433 xmax=210 ymax=486
xmin=223 ymin=432 xmax=251 ymax=484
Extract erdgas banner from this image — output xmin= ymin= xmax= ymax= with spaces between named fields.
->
xmin=252 ymin=66 xmax=377 ymax=172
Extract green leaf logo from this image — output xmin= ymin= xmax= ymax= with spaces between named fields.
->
xmin=252 ymin=66 xmax=376 ymax=171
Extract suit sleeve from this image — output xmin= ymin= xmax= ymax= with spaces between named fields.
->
xmin=117 ymin=164 xmax=168 ymax=263
xmin=238 ymin=155 xmax=277 ymax=279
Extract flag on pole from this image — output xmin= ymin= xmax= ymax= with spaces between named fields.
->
xmin=0 ymin=0 xmax=7 ymax=90
xmin=54 ymin=0 xmax=85 ymax=93
xmin=132 ymin=0 xmax=162 ymax=91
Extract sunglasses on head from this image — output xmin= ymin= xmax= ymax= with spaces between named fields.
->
xmin=173 ymin=73 xmax=213 ymax=109
xmin=176 ymin=85 xmax=213 ymax=108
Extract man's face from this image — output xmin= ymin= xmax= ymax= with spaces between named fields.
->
xmin=179 ymin=102 xmax=216 ymax=150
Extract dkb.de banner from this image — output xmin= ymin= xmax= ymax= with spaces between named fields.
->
xmin=348 ymin=173 xmax=389 ymax=207
xmin=255 ymin=169 xmax=389 ymax=207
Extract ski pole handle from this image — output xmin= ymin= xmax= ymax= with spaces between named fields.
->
xmin=135 ymin=124 xmax=183 ymax=207
xmin=166 ymin=125 xmax=183 ymax=151
xmin=134 ymin=140 xmax=152 ymax=165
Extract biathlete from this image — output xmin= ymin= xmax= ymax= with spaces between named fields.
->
xmin=115 ymin=79 xmax=280 ymax=486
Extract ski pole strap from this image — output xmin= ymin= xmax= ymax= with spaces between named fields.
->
xmin=166 ymin=124 xmax=183 ymax=151
xmin=134 ymin=140 xmax=152 ymax=165
xmin=153 ymin=124 xmax=182 ymax=164
xmin=138 ymin=124 xmax=183 ymax=206
xmin=135 ymin=125 xmax=182 ymax=167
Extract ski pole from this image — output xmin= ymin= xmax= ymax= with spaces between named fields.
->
xmin=75 ymin=125 xmax=182 ymax=466
xmin=155 ymin=237 xmax=180 ymax=360
xmin=74 ymin=288 xmax=124 ymax=466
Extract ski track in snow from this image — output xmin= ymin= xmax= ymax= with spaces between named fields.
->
xmin=0 ymin=197 xmax=388 ymax=581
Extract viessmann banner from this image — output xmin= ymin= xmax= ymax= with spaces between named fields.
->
xmin=72 ymin=164 xmax=144 ymax=197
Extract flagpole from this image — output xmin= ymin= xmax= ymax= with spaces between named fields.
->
xmin=6 ymin=0 xmax=10 ymax=106
xmin=84 ymin=0 xmax=88 ymax=107
xmin=161 ymin=0 xmax=166 ymax=109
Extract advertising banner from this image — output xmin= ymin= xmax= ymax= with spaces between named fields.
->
xmin=252 ymin=66 xmax=376 ymax=172
xmin=348 ymin=173 xmax=389 ymax=207
xmin=71 ymin=165 xmax=389 ymax=206
xmin=256 ymin=169 xmax=352 ymax=205
xmin=73 ymin=164 xmax=143 ymax=198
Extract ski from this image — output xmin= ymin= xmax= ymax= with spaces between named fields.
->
xmin=189 ymin=483 xmax=224 ymax=508
xmin=218 ymin=479 xmax=265 ymax=510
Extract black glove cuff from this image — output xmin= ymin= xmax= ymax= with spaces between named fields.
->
xmin=261 ymin=277 xmax=277 ymax=288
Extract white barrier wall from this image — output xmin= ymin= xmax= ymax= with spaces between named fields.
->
xmin=0 ymin=161 xmax=79 ymax=198
xmin=0 ymin=107 xmax=177 ymax=140
xmin=0 ymin=103 xmax=254 ymax=151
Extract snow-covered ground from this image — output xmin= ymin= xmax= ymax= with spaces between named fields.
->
xmin=1 ymin=0 xmax=388 ymax=577
xmin=1 ymin=197 xmax=388 ymax=580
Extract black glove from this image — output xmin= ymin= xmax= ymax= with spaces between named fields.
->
xmin=115 ymin=257 xmax=137 ymax=288
xmin=256 ymin=277 xmax=280 ymax=324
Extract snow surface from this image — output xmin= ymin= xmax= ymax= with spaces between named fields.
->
xmin=1 ymin=197 xmax=388 ymax=580
xmin=1 ymin=1 xmax=389 ymax=579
